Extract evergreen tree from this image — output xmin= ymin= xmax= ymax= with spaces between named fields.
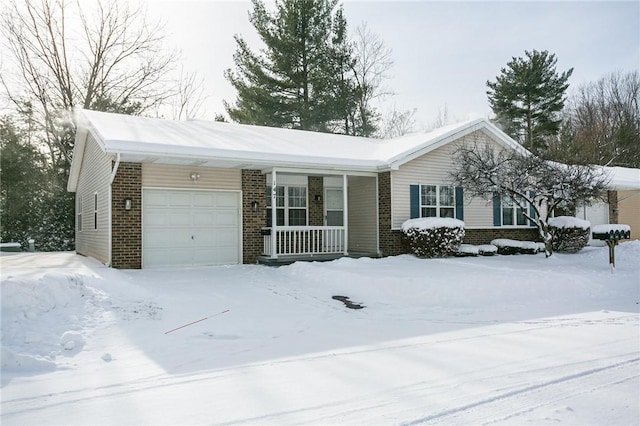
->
xmin=224 ymin=0 xmax=355 ymax=132
xmin=0 ymin=114 xmax=46 ymax=247
xmin=487 ymin=50 xmax=573 ymax=154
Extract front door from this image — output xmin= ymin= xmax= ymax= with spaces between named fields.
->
xmin=324 ymin=188 xmax=344 ymax=226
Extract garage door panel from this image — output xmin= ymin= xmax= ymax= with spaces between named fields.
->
xmin=145 ymin=229 xmax=193 ymax=247
xmin=215 ymin=192 xmax=239 ymax=207
xmin=169 ymin=192 xmax=192 ymax=207
xmin=214 ymin=210 xmax=239 ymax=226
xmin=193 ymin=229 xmax=238 ymax=246
xmin=193 ymin=193 xmax=216 ymax=207
xmin=145 ymin=248 xmax=193 ymax=267
xmin=145 ymin=211 xmax=191 ymax=227
xmin=145 ymin=192 xmax=170 ymax=206
xmin=143 ymin=189 xmax=241 ymax=267
xmin=192 ymin=212 xmax=215 ymax=226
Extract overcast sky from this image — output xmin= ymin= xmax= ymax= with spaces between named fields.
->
xmin=142 ymin=1 xmax=639 ymax=128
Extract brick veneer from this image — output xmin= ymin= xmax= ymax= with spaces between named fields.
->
xmin=378 ymin=172 xmax=405 ymax=256
xmin=242 ymin=170 xmax=266 ymax=264
xmin=308 ymin=176 xmax=324 ymax=227
xmin=463 ymin=228 xmax=540 ymax=245
xmin=111 ymin=162 xmax=142 ymax=269
xmin=607 ymin=190 xmax=619 ymax=224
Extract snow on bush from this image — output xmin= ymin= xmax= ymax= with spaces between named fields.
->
xmin=548 ymin=216 xmax=591 ymax=230
xmin=456 ymin=244 xmax=479 ymax=256
xmin=491 ymin=239 xmax=540 ymax=255
xmin=549 ymin=216 xmax=591 ymax=253
xmin=402 ymin=218 xmax=465 ymax=258
xmin=456 ymin=244 xmax=498 ymax=257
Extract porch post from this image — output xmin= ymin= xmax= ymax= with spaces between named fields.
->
xmin=270 ymin=170 xmax=277 ymax=259
xmin=343 ymin=173 xmax=348 ymax=255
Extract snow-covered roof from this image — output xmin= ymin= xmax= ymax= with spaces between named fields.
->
xmin=602 ymin=166 xmax=640 ymax=190
xmin=68 ymin=109 xmax=521 ymax=191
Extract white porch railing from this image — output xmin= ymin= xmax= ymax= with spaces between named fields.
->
xmin=263 ymin=226 xmax=345 ymax=257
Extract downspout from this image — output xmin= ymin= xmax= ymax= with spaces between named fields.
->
xmin=107 ymin=153 xmax=121 ymax=267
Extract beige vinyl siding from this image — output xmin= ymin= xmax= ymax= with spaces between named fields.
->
xmin=618 ymin=190 xmax=640 ymax=241
xmin=75 ymin=134 xmax=113 ymax=264
xmin=348 ymin=176 xmax=378 ymax=253
xmin=391 ymin=130 xmax=500 ymax=229
xmin=142 ymin=164 xmax=241 ymax=190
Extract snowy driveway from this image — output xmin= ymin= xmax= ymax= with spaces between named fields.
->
xmin=1 ymin=245 xmax=639 ymax=425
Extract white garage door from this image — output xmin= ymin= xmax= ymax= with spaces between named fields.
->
xmin=143 ymin=189 xmax=241 ymax=267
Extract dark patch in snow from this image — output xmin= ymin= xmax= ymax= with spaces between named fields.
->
xmin=332 ymin=295 xmax=365 ymax=310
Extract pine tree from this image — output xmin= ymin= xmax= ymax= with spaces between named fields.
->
xmin=0 ymin=114 xmax=47 ymax=246
xmin=224 ymin=0 xmax=354 ymax=132
xmin=487 ymin=50 xmax=573 ymax=154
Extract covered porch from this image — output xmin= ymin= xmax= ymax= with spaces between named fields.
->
xmin=256 ymin=168 xmax=379 ymax=264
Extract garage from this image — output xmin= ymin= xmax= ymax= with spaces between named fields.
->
xmin=142 ymin=189 xmax=241 ymax=267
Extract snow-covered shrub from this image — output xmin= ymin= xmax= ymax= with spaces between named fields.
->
xmin=478 ymin=244 xmax=498 ymax=256
xmin=456 ymin=244 xmax=498 ymax=257
xmin=456 ymin=244 xmax=478 ymax=257
xmin=402 ymin=218 xmax=465 ymax=258
xmin=491 ymin=239 xmax=540 ymax=255
xmin=549 ymin=216 xmax=591 ymax=253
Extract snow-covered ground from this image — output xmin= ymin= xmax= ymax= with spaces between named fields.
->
xmin=1 ymin=244 xmax=639 ymax=425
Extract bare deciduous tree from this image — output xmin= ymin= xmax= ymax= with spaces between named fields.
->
xmin=350 ymin=22 xmax=394 ymax=136
xmin=1 ymin=0 xmax=178 ymax=170
xmin=378 ymin=107 xmax=417 ymax=138
xmin=551 ymin=70 xmax=640 ymax=168
xmin=169 ymin=67 xmax=207 ymax=120
xmin=451 ymin=142 xmax=609 ymax=256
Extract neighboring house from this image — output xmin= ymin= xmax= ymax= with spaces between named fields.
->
xmin=68 ymin=110 xmax=548 ymax=268
xmin=576 ymin=166 xmax=640 ymax=243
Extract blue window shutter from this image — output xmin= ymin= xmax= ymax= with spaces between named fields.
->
xmin=410 ymin=185 xmax=420 ymax=219
xmin=455 ymin=187 xmax=464 ymax=220
xmin=529 ymin=190 xmax=537 ymax=226
xmin=493 ymin=193 xmax=501 ymax=226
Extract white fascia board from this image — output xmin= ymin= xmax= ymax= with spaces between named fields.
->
xmin=67 ymin=128 xmax=88 ymax=192
xmin=105 ymin=143 xmax=382 ymax=173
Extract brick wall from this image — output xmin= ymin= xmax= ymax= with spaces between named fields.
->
xmin=242 ymin=170 xmax=266 ymax=264
xmin=608 ymin=190 xmax=619 ymax=224
xmin=111 ymin=162 xmax=142 ymax=269
xmin=378 ymin=172 xmax=405 ymax=256
xmin=463 ymin=228 xmax=540 ymax=245
xmin=308 ymin=176 xmax=324 ymax=227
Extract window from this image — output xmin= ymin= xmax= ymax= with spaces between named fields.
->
xmin=420 ymin=185 xmax=455 ymax=218
xmin=94 ymin=192 xmax=98 ymax=230
xmin=77 ymin=196 xmax=83 ymax=232
xmin=501 ymin=195 xmax=528 ymax=226
xmin=266 ymin=185 xmax=307 ymax=226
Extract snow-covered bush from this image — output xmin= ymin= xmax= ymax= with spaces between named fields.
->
xmin=402 ymin=218 xmax=465 ymax=258
xmin=456 ymin=244 xmax=498 ymax=257
xmin=478 ymin=244 xmax=498 ymax=256
xmin=491 ymin=239 xmax=540 ymax=255
xmin=549 ymin=216 xmax=591 ymax=253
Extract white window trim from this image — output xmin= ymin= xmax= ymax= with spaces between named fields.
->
xmin=267 ymin=184 xmax=309 ymax=226
xmin=420 ymin=184 xmax=456 ymax=218
xmin=500 ymin=195 xmax=529 ymax=227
